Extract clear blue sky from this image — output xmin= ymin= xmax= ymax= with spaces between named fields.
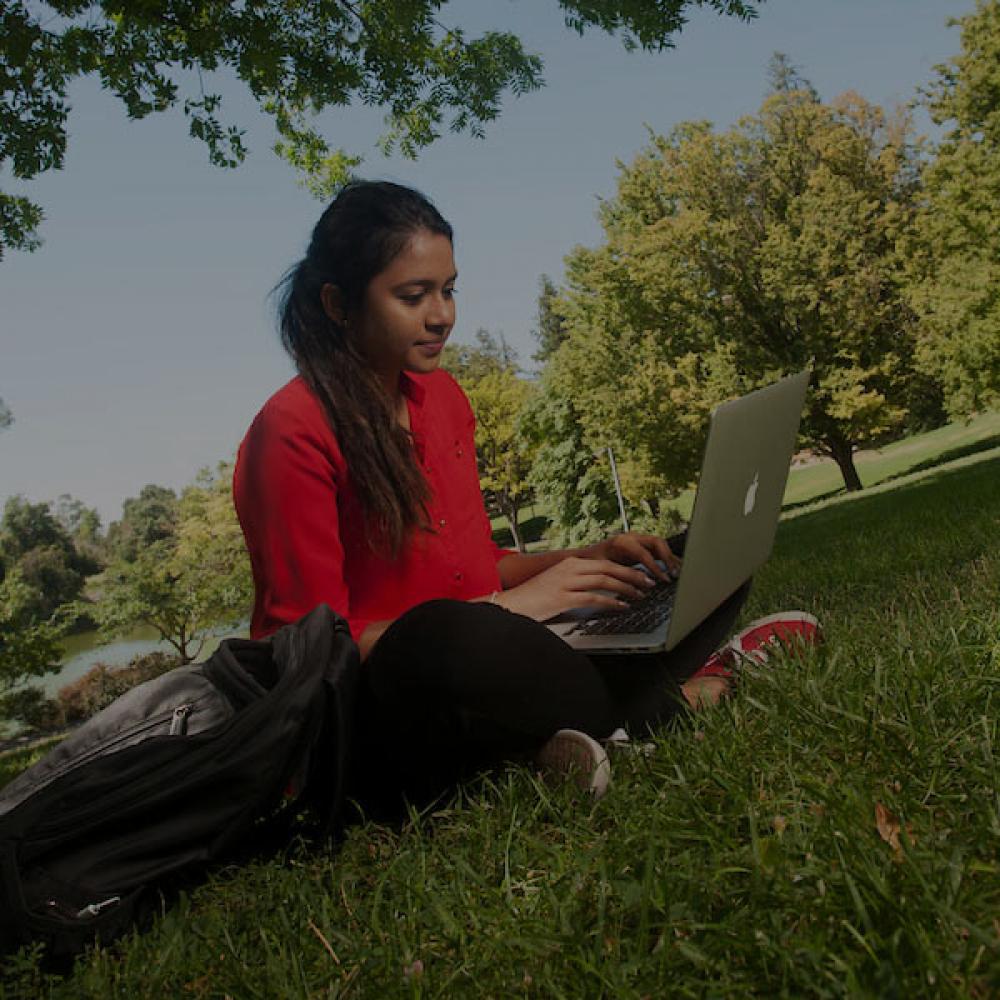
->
xmin=0 ymin=0 xmax=969 ymax=526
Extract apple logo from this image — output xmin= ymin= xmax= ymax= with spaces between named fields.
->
xmin=744 ymin=472 xmax=759 ymax=516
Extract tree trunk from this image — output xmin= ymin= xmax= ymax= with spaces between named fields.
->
xmin=502 ymin=497 xmax=526 ymax=553
xmin=828 ymin=439 xmax=863 ymax=492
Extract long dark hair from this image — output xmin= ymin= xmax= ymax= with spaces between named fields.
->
xmin=278 ymin=181 xmax=453 ymax=557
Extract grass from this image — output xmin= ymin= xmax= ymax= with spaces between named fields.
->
xmin=779 ymin=410 xmax=1000 ymax=512
xmin=2 ymin=448 xmax=999 ymax=998
xmin=674 ymin=409 xmax=1000 ymax=522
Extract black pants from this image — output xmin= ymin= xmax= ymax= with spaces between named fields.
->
xmin=348 ymin=545 xmax=750 ymax=815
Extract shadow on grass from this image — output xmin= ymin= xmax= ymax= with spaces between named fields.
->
xmin=781 ymin=449 xmax=999 ymax=537
xmin=873 ymin=433 xmax=1000 ymax=486
xmin=780 ymin=434 xmax=1000 ymax=516
xmin=492 ymin=513 xmax=549 ymax=549
xmin=782 ymin=486 xmax=847 ymax=514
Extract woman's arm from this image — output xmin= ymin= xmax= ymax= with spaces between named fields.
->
xmin=496 ymin=533 xmax=680 ymax=588
xmin=234 ymin=388 xmax=377 ymax=645
xmin=358 ymin=620 xmax=393 ymax=661
xmin=489 ymin=532 xmax=683 ymax=623
xmin=495 ymin=549 xmax=582 ymax=588
xmin=361 ymin=534 xmax=682 ymax=656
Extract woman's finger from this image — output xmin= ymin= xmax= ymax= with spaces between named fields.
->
xmin=627 ymin=538 xmax=672 ymax=581
xmin=648 ymin=536 xmax=682 ymax=572
xmin=570 ymin=573 xmax=647 ymax=601
xmin=578 ymin=559 xmax=654 ymax=589
xmin=576 ymin=593 xmax=629 ymax=612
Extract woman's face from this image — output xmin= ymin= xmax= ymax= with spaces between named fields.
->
xmin=351 ymin=229 xmax=457 ymax=381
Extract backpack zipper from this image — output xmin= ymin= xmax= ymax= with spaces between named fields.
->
xmin=44 ymin=895 xmax=122 ymax=921
xmin=77 ymin=895 xmax=122 ymax=919
xmin=169 ymin=704 xmax=191 ymax=736
xmin=17 ymin=701 xmax=201 ymax=800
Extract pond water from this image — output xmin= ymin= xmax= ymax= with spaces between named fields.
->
xmin=0 ymin=624 xmax=250 ymax=739
xmin=48 ymin=624 xmax=250 ymax=695
xmin=47 ymin=627 xmax=174 ymax=696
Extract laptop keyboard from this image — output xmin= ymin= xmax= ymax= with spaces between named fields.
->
xmin=568 ymin=578 xmax=677 ymax=636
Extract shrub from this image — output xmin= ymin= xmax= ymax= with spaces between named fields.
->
xmin=0 ymin=744 xmax=48 ymax=792
xmin=57 ymin=651 xmax=180 ymax=725
xmin=0 ymin=687 xmax=63 ymax=732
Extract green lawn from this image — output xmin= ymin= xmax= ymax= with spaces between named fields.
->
xmin=674 ymin=409 xmax=1000 ymax=522
xmin=781 ymin=410 xmax=1000 ymax=511
xmin=3 ymin=443 xmax=999 ymax=997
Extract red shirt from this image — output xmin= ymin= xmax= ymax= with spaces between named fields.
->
xmin=233 ymin=370 xmax=512 ymax=642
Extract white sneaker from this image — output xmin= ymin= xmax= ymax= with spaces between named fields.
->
xmin=535 ymin=729 xmax=611 ymax=798
xmin=604 ymin=727 xmax=656 ymax=757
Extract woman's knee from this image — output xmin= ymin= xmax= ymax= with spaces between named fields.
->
xmin=366 ymin=599 xmax=612 ymax=732
xmin=366 ymin=599 xmax=551 ymax=692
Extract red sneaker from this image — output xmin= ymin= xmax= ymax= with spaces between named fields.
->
xmin=725 ymin=611 xmax=822 ymax=665
xmin=688 ymin=646 xmax=738 ymax=681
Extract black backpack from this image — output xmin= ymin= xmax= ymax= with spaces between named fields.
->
xmin=0 ymin=603 xmax=359 ymax=961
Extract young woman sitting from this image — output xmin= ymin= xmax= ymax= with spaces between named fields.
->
xmin=233 ymin=181 xmax=819 ymax=811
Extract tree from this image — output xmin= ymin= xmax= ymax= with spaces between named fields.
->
xmin=14 ymin=546 xmax=87 ymax=622
xmin=0 ymin=495 xmax=71 ymax=566
xmin=0 ymin=496 xmax=96 ymax=727
xmin=443 ymin=331 xmax=537 ymax=551
xmin=519 ymin=390 xmax=623 ymax=547
xmin=0 ymin=495 xmax=99 ymax=619
xmin=106 ymin=484 xmax=179 ymax=563
xmin=532 ymin=274 xmax=569 ymax=363
xmin=464 ymin=368 xmax=537 ymax=552
xmin=906 ymin=0 xmax=1000 ymax=416
xmin=89 ymin=464 xmax=252 ymax=663
xmin=548 ymin=75 xmax=929 ymax=494
xmin=0 ymin=496 xmax=99 ymax=729
xmin=54 ymin=493 xmax=107 ymax=568
xmin=766 ymin=51 xmax=818 ymax=99
xmin=1 ymin=0 xmax=763 ymax=256
xmin=442 ymin=328 xmax=519 ymax=382
xmin=0 ymin=567 xmax=66 ymax=726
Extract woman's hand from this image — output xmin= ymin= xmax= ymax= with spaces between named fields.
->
xmin=496 ymin=555 xmax=657 ymax=622
xmin=581 ymin=532 xmax=681 ymax=581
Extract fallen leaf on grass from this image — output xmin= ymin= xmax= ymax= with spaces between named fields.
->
xmin=875 ymin=802 xmax=916 ymax=858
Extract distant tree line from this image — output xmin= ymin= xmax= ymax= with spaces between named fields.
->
xmin=0 ymin=460 xmax=252 ymax=731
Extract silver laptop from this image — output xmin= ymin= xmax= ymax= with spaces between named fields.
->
xmin=546 ymin=370 xmax=810 ymax=654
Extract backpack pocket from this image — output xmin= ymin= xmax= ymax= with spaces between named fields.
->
xmin=0 ymin=667 xmax=234 ymax=818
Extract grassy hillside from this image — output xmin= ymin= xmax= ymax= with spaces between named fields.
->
xmin=3 ymin=449 xmax=998 ymax=998
xmin=679 ymin=409 xmax=1000 ymax=522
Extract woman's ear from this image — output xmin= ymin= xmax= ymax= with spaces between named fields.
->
xmin=321 ymin=283 xmax=347 ymax=326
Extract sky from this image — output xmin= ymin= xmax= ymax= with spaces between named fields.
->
xmin=0 ymin=0 xmax=971 ymax=527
